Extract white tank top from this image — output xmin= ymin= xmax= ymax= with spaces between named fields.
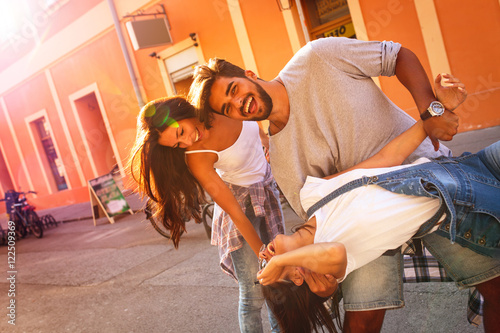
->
xmin=185 ymin=122 xmax=267 ymax=186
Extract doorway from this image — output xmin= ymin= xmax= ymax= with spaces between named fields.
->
xmin=72 ymin=91 xmax=115 ymax=178
xmin=0 ymin=143 xmax=15 ymax=197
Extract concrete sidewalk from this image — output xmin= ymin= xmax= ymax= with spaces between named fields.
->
xmin=0 ymin=126 xmax=498 ymax=333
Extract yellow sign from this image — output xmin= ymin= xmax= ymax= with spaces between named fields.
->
xmin=323 ymin=21 xmax=355 ymax=38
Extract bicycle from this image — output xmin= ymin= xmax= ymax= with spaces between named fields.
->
xmin=0 ymin=190 xmax=43 ymax=239
xmin=144 ymin=198 xmax=213 ymax=240
xmin=0 ymin=225 xmax=6 ymax=245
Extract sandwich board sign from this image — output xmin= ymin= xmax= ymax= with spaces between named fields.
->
xmin=88 ymin=174 xmax=133 ymax=225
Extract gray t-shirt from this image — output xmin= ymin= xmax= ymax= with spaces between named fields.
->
xmin=270 ymin=37 xmax=450 ymax=220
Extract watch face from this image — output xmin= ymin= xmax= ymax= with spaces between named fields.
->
xmin=430 ymin=101 xmax=445 ymax=116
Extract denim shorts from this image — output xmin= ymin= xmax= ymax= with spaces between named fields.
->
xmin=341 ymin=141 xmax=500 ymax=310
xmin=341 ymin=233 xmax=500 ymax=311
xmin=340 ymin=252 xmax=404 ymax=311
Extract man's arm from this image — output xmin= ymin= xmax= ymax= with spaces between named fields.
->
xmin=395 ymin=47 xmax=465 ymax=150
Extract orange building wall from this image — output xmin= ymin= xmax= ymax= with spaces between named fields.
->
xmin=240 ymin=0 xmax=294 ymax=79
xmin=359 ymin=0 xmax=435 ymax=116
xmin=358 ymin=0 xmax=500 ymax=132
xmin=0 ymin=71 xmax=91 ymax=210
xmin=1 ymin=27 xmax=141 ymax=210
xmin=0 ymin=112 xmax=29 ymax=197
xmin=49 ymin=29 xmax=139 ymax=179
xmin=2 ymin=73 xmax=57 ymax=195
xmin=434 ymin=0 xmax=500 ymax=130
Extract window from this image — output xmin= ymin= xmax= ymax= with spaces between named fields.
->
xmin=32 ymin=117 xmax=68 ymax=191
xmin=163 ymin=45 xmax=199 ymax=95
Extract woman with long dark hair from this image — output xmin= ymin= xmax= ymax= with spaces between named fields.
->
xmin=128 ymin=96 xmax=285 ymax=332
xmin=257 ymin=120 xmax=500 ymax=333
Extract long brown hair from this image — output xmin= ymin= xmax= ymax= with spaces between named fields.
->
xmin=262 ymin=282 xmax=342 ymax=333
xmin=128 ymin=96 xmax=206 ymax=247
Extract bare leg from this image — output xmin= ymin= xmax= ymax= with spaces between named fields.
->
xmin=475 ymin=276 xmax=500 ymax=333
xmin=343 ymin=309 xmax=386 ymax=333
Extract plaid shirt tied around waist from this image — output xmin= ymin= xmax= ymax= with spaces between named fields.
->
xmin=211 ymin=163 xmax=285 ymax=281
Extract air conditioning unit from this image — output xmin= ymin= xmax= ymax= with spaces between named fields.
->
xmin=126 ymin=18 xmax=172 ymax=51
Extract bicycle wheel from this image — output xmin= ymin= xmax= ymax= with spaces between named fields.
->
xmin=40 ymin=215 xmax=47 ymax=228
xmin=0 ymin=228 xmax=6 ymax=246
xmin=43 ymin=214 xmax=56 ymax=227
xmin=48 ymin=215 xmax=59 ymax=227
xmin=144 ymin=205 xmax=184 ymax=239
xmin=27 ymin=211 xmax=43 ymax=238
xmin=14 ymin=216 xmax=27 ymax=239
xmin=201 ymin=203 xmax=213 ymax=239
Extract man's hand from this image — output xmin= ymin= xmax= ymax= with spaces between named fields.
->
xmin=300 ymin=268 xmax=338 ymax=298
xmin=435 ymin=73 xmax=467 ymax=111
xmin=423 ymin=110 xmax=459 ymax=151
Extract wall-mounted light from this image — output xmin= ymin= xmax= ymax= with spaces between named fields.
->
xmin=149 ymin=52 xmax=160 ymax=59
xmin=189 ymin=33 xmax=198 ymax=47
xmin=276 ymin=0 xmax=292 ymax=11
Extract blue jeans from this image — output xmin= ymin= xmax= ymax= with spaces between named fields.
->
xmin=230 ymin=199 xmax=280 ymax=332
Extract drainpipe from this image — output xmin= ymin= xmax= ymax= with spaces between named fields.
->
xmin=107 ymin=0 xmax=146 ymax=108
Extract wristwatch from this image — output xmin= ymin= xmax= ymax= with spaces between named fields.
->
xmin=420 ymin=101 xmax=445 ymax=120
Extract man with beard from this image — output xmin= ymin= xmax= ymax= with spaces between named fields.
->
xmin=189 ymin=37 xmax=499 ymax=332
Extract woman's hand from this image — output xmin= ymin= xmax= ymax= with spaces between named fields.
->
xmin=435 ymin=73 xmax=467 ymax=111
xmin=256 ymin=257 xmax=284 ymax=286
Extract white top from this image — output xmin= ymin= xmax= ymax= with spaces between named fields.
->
xmin=300 ymin=158 xmax=443 ymax=281
xmin=185 ymin=121 xmax=267 ymax=186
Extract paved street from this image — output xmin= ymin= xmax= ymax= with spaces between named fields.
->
xmin=1 ymin=126 xmax=499 ymax=333
xmin=0 ymin=201 xmax=483 ymax=333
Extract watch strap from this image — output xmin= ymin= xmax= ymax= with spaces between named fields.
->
xmin=420 ymin=110 xmax=432 ymax=121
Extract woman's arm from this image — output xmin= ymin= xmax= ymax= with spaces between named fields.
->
xmin=325 ymin=120 xmax=427 ymax=179
xmin=256 ymin=242 xmax=347 ymax=285
xmin=186 ymin=153 xmax=263 ymax=256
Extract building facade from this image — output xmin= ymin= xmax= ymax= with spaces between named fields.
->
xmin=0 ymin=0 xmax=499 ymax=212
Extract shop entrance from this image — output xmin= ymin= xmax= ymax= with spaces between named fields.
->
xmin=300 ymin=0 xmax=356 ymax=40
